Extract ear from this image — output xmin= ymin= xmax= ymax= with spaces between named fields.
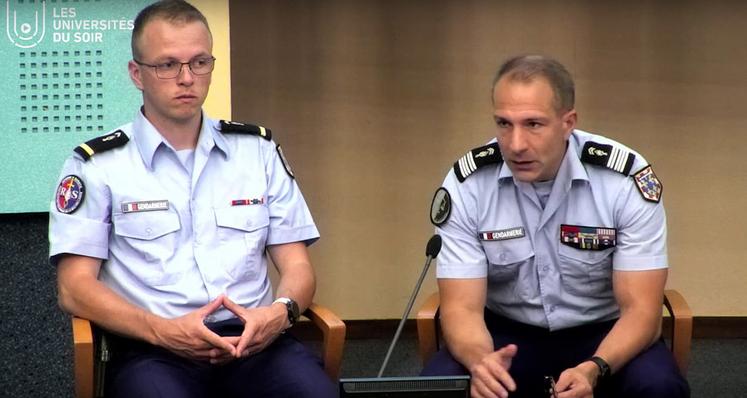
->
xmin=128 ymin=60 xmax=144 ymax=91
xmin=562 ymin=109 xmax=577 ymax=139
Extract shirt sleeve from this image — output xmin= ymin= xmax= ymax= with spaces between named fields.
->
xmin=435 ymin=171 xmax=488 ymax=279
xmin=48 ymin=156 xmax=112 ymax=265
xmin=612 ymin=178 xmax=668 ymax=271
xmin=263 ymin=142 xmax=320 ymax=246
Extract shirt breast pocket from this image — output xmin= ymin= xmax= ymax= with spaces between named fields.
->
xmin=214 ymin=205 xmax=269 ymax=281
xmin=484 ymin=238 xmax=534 ymax=283
xmin=557 ymin=244 xmax=613 ymax=296
xmin=113 ymin=210 xmax=181 ymax=286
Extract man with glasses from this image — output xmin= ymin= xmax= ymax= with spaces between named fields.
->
xmin=48 ymin=1 xmax=334 ymax=397
xmin=422 ymin=55 xmax=689 ymax=398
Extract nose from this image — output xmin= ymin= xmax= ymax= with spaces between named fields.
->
xmin=504 ymin=128 xmax=528 ymax=154
xmin=176 ymin=63 xmax=194 ymax=85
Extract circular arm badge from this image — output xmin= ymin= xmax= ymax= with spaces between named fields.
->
xmin=430 ymin=187 xmax=451 ymax=226
xmin=56 ymin=175 xmax=85 ymax=214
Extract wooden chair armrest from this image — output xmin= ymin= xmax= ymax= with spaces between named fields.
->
xmin=303 ymin=303 xmax=346 ymax=380
xmin=416 ymin=292 xmax=441 ymax=365
xmin=663 ymin=289 xmax=692 ymax=376
xmin=72 ymin=316 xmax=94 ymax=398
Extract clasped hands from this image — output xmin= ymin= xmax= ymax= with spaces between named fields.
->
xmin=152 ymin=294 xmax=287 ymax=365
xmin=469 ymin=344 xmax=598 ymax=398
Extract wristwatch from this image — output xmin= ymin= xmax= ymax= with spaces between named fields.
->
xmin=589 ymin=356 xmax=611 ymax=379
xmin=273 ymin=297 xmax=300 ymax=327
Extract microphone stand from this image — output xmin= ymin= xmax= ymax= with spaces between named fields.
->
xmin=377 ymin=235 xmax=441 ymax=377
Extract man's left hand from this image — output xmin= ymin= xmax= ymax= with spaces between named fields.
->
xmin=555 ymin=361 xmax=598 ymax=398
xmin=221 ymin=295 xmax=288 ymax=359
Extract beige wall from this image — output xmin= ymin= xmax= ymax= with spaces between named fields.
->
xmin=192 ymin=0 xmax=231 ymax=120
xmin=229 ymin=0 xmax=747 ymax=319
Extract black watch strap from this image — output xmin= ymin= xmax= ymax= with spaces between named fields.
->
xmin=273 ymin=297 xmax=300 ymax=327
xmin=589 ymin=356 xmax=611 ymax=379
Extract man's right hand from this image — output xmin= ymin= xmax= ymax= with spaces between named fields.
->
xmin=468 ymin=344 xmax=518 ymax=398
xmin=150 ymin=295 xmax=237 ymax=362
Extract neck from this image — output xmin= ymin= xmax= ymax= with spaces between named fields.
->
xmin=142 ymin=108 xmax=202 ymax=150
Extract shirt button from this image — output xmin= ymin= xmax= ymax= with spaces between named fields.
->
xmin=550 ymin=305 xmax=556 ymax=313
xmin=499 ymin=253 xmax=507 ymax=261
xmin=543 ymin=265 xmax=549 ymax=272
xmin=145 ymin=227 xmax=152 ymax=235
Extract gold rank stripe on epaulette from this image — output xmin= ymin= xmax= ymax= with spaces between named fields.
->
xmin=219 ymin=120 xmax=272 ymax=141
xmin=580 ymin=141 xmax=635 ymax=175
xmin=73 ymin=130 xmax=129 ymax=161
xmin=453 ymin=142 xmax=503 ymax=182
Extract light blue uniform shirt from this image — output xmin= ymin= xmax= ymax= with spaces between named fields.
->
xmin=436 ymin=130 xmax=667 ymax=331
xmin=49 ymin=110 xmax=319 ymax=321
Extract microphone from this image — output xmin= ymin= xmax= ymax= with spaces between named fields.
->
xmin=377 ymin=234 xmax=442 ymax=377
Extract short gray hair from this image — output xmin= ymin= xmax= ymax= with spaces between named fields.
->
xmin=492 ymin=55 xmax=575 ymax=112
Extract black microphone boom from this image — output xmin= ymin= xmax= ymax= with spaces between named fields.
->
xmin=377 ymin=234 xmax=442 ymax=377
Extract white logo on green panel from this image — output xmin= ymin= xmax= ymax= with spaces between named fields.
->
xmin=5 ymin=0 xmax=46 ymax=49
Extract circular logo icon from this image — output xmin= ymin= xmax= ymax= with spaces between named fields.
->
xmin=430 ymin=187 xmax=451 ymax=226
xmin=56 ymin=175 xmax=85 ymax=214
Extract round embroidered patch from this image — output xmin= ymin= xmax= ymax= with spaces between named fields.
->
xmin=56 ymin=175 xmax=85 ymax=214
xmin=430 ymin=187 xmax=452 ymax=226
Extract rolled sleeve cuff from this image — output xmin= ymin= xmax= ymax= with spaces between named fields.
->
xmin=613 ymin=254 xmax=668 ymax=271
xmin=49 ymin=212 xmax=110 ymax=265
xmin=267 ymin=224 xmax=320 ymax=247
xmin=436 ymin=262 xmax=487 ymax=279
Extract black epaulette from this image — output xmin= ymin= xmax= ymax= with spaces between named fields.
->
xmin=580 ymin=141 xmax=635 ymax=175
xmin=219 ymin=120 xmax=272 ymax=140
xmin=73 ymin=130 xmax=129 ymax=161
xmin=453 ymin=143 xmax=502 ymax=182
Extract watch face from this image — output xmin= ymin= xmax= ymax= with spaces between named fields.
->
xmin=286 ymin=299 xmax=300 ymax=325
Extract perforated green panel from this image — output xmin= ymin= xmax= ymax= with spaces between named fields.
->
xmin=2 ymin=0 xmax=153 ymax=213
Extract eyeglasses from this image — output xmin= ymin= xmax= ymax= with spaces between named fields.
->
xmin=133 ymin=56 xmax=216 ymax=79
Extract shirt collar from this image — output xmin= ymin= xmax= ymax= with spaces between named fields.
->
xmin=497 ymin=131 xmax=590 ymax=185
xmin=133 ymin=109 xmax=229 ymax=169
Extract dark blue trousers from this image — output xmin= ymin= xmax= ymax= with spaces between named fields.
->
xmin=421 ymin=309 xmax=690 ymax=398
xmin=104 ymin=319 xmax=336 ymax=398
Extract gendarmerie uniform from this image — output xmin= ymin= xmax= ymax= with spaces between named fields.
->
xmin=49 ymin=110 xmax=335 ymax=398
xmin=422 ymin=130 xmax=689 ymax=398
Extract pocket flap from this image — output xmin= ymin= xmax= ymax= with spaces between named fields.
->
xmin=114 ymin=210 xmax=181 ymax=240
xmin=485 ymin=238 xmax=534 ymax=265
xmin=214 ymin=205 xmax=269 ymax=232
xmin=558 ymin=244 xmax=613 ymax=265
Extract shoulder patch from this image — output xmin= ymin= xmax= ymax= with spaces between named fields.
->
xmin=55 ymin=175 xmax=85 ymax=214
xmin=453 ymin=143 xmax=502 ymax=182
xmin=73 ymin=130 xmax=129 ymax=161
xmin=276 ymin=144 xmax=295 ymax=179
xmin=580 ymin=141 xmax=635 ymax=175
xmin=220 ymin=120 xmax=272 ymax=141
xmin=430 ymin=187 xmax=451 ymax=226
xmin=632 ymin=165 xmax=662 ymax=203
